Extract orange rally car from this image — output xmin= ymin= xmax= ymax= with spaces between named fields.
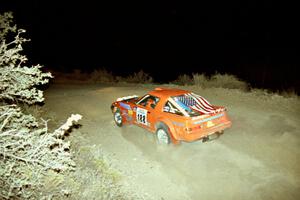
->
xmin=111 ymin=87 xmax=232 ymax=144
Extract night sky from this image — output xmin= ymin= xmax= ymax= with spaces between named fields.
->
xmin=1 ymin=1 xmax=299 ymax=92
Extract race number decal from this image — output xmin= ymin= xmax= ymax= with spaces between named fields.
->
xmin=136 ymin=108 xmax=147 ymax=125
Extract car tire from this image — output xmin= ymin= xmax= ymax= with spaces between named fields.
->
xmin=156 ymin=123 xmax=171 ymax=144
xmin=113 ymin=108 xmax=123 ymax=127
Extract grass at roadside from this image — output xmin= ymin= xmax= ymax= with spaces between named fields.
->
xmin=18 ymin=103 xmax=138 ymax=199
xmin=64 ymin=139 xmax=127 ymax=200
xmin=37 ymin=127 xmax=136 ymax=200
xmin=172 ymin=73 xmax=249 ymax=91
xmin=52 ymin=69 xmax=152 ymax=84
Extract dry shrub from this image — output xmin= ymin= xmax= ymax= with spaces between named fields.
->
xmin=51 ymin=70 xmax=88 ymax=83
xmin=0 ymin=105 xmax=82 ymax=199
xmin=192 ymin=73 xmax=208 ymax=87
xmin=53 ymin=69 xmax=154 ymax=84
xmin=119 ymin=70 xmax=153 ymax=84
xmin=171 ymin=74 xmax=193 ymax=85
xmin=0 ymin=12 xmax=82 ymax=199
xmin=278 ymin=88 xmax=299 ymax=98
xmin=90 ymin=68 xmax=115 ymax=83
xmin=71 ymin=69 xmax=89 ymax=81
xmin=173 ymin=73 xmax=249 ymax=90
xmin=65 ymin=69 xmax=89 ymax=82
xmin=207 ymin=73 xmax=249 ymax=90
xmin=19 ymin=104 xmax=44 ymax=119
xmin=250 ymin=88 xmax=299 ymax=101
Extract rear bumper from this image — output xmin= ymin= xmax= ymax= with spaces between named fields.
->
xmin=179 ymin=121 xmax=232 ymax=142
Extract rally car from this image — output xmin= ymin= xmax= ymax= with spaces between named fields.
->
xmin=111 ymin=87 xmax=232 ymax=144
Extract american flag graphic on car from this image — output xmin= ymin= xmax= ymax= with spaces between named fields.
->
xmin=176 ymin=93 xmax=218 ymax=114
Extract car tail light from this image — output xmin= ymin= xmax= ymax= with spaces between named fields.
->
xmin=185 ymin=127 xmax=192 ymax=132
xmin=185 ymin=125 xmax=202 ymax=133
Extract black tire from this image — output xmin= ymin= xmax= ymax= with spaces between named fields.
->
xmin=113 ymin=108 xmax=123 ymax=127
xmin=156 ymin=123 xmax=171 ymax=144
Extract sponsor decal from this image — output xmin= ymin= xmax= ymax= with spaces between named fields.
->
xmin=193 ymin=113 xmax=224 ymax=125
xmin=120 ymin=102 xmax=131 ymax=110
xmin=128 ymin=110 xmax=133 ymax=115
xmin=136 ymin=107 xmax=148 ymax=126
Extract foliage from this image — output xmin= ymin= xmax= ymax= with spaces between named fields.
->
xmin=0 ymin=12 xmax=81 ymax=199
xmin=207 ymin=73 xmax=249 ymax=90
xmin=171 ymin=74 xmax=194 ymax=85
xmin=0 ymin=106 xmax=81 ymax=199
xmin=173 ymin=72 xmax=249 ymax=90
xmin=191 ymin=73 xmax=208 ymax=87
xmin=116 ymin=70 xmax=153 ymax=84
xmin=90 ymin=68 xmax=115 ymax=83
xmin=0 ymin=12 xmax=52 ymax=104
xmin=53 ymin=68 xmax=154 ymax=84
xmin=0 ymin=65 xmax=53 ymax=104
xmin=0 ymin=12 xmax=16 ymax=42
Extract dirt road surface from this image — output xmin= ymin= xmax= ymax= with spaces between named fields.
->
xmin=44 ymin=83 xmax=300 ymax=200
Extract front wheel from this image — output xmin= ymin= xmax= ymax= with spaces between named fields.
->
xmin=156 ymin=124 xmax=171 ymax=144
xmin=113 ymin=108 xmax=123 ymax=127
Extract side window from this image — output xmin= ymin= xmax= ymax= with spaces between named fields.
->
xmin=163 ymin=101 xmax=183 ymax=116
xmin=137 ymin=95 xmax=159 ymax=109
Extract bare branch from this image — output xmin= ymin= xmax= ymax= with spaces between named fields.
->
xmin=0 ymin=12 xmax=81 ymax=199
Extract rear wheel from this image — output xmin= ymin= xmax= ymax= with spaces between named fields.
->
xmin=156 ymin=124 xmax=171 ymax=144
xmin=113 ymin=108 xmax=123 ymax=127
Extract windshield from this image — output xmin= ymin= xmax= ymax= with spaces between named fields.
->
xmin=172 ymin=93 xmax=215 ymax=116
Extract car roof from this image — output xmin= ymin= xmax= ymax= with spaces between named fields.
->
xmin=148 ymin=87 xmax=189 ymax=98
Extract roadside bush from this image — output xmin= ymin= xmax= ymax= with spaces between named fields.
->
xmin=191 ymin=73 xmax=208 ymax=87
xmin=90 ymin=68 xmax=115 ymax=83
xmin=0 ymin=12 xmax=81 ymax=199
xmin=51 ymin=69 xmax=89 ymax=83
xmin=171 ymin=74 xmax=193 ymax=85
xmin=0 ymin=106 xmax=81 ymax=199
xmin=53 ymin=68 xmax=154 ymax=84
xmin=173 ymin=72 xmax=249 ymax=90
xmin=117 ymin=70 xmax=153 ymax=84
xmin=277 ymin=88 xmax=299 ymax=98
xmin=71 ymin=69 xmax=89 ymax=81
xmin=205 ymin=73 xmax=248 ymax=90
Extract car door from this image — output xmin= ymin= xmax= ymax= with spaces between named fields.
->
xmin=133 ymin=95 xmax=159 ymax=131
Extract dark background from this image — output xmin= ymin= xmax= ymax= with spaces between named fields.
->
xmin=1 ymin=1 xmax=299 ymax=93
